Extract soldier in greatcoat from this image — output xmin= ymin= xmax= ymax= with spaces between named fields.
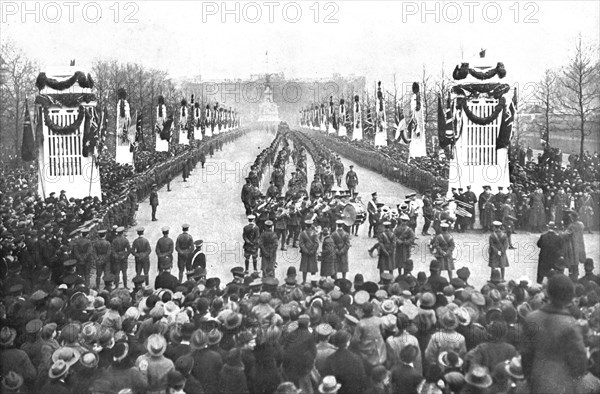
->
xmin=93 ymin=229 xmax=112 ymax=289
xmin=331 ymin=220 xmax=351 ymax=279
xmin=394 ymin=214 xmax=415 ymax=276
xmin=489 ymin=221 xmax=509 ymax=282
xmin=175 ymin=224 xmax=194 ymax=282
xmin=155 ymin=226 xmax=174 ymax=272
xmin=299 ymin=219 xmax=319 ymax=284
xmin=111 ymin=226 xmax=131 ymax=288
xmin=131 ymin=227 xmax=151 ymax=285
xmin=259 ymin=220 xmax=279 ymax=277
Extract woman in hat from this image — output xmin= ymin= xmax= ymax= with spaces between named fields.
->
xmin=0 ymin=327 xmax=37 ymax=385
xmin=254 ymin=325 xmax=284 ymax=394
xmin=103 ymin=341 xmax=147 ymax=393
xmin=489 ymin=221 xmax=509 ymax=282
xmin=40 ymin=360 xmax=73 ymax=394
xmin=463 ymin=365 xmax=493 ymax=393
xmin=424 ymin=310 xmax=466 ymax=369
xmin=136 ymin=333 xmax=175 ymax=393
xmin=352 ymin=302 xmax=387 ymax=368
xmin=1 ymin=371 xmax=25 ymax=394
xmin=521 ymin=274 xmax=587 ymax=394
xmin=219 ymin=348 xmax=250 ymax=394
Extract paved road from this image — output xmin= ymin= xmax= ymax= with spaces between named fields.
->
xmin=124 ymin=129 xmax=599 ymax=289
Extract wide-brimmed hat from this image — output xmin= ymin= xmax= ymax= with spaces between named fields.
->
xmin=0 ymin=326 xmax=16 ymax=346
xmin=381 ymin=299 xmax=398 ymax=315
xmin=439 ymin=311 xmax=459 ymax=330
xmin=439 ymin=351 xmax=464 ymax=368
xmin=208 ymin=328 xmax=223 ymax=346
xmin=319 ymin=375 xmax=342 ymax=394
xmin=454 ymin=307 xmax=471 ymax=326
xmin=190 ymin=329 xmax=209 ymax=350
xmin=221 ymin=310 xmax=243 ymax=330
xmin=80 ymin=351 xmax=99 ymax=368
xmin=52 ymin=347 xmax=81 ymax=367
xmin=146 ymin=334 xmax=167 ymax=357
xmin=354 ymin=290 xmax=370 ymax=305
xmin=504 ymin=356 xmax=524 ymax=380
xmin=465 ymin=366 xmax=493 ymax=388
xmin=1 ymin=371 xmax=23 ymax=391
xmin=48 ymin=360 xmax=70 ymax=379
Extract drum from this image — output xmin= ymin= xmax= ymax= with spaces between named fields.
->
xmin=342 ymin=202 xmax=367 ymax=226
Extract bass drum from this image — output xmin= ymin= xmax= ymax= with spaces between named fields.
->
xmin=342 ymin=202 xmax=367 ymax=226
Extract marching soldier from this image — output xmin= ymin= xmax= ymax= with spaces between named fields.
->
xmin=310 ymin=174 xmax=324 ymax=201
xmin=243 ymin=215 xmax=260 ymax=273
xmin=331 ymin=220 xmax=351 ymax=279
xmin=407 ymin=193 xmax=419 ymax=232
xmin=93 ymin=229 xmax=112 ymax=289
xmin=150 ymin=184 xmax=159 ymax=221
xmin=376 ymin=221 xmax=395 ymax=278
xmin=266 ymin=181 xmax=279 ymax=199
xmin=432 ymin=222 xmax=455 ymax=279
xmin=345 ymin=165 xmax=359 ymax=195
xmin=322 ymin=166 xmax=335 ymax=194
xmin=333 ymin=157 xmax=344 ymax=187
xmin=274 ymin=206 xmax=289 ymax=251
xmin=421 ymin=190 xmax=433 ymax=236
xmin=111 ymin=226 xmax=131 ymax=288
xmin=286 ymin=206 xmax=301 ymax=248
xmin=489 ymin=221 xmax=509 ymax=281
xmin=259 ymin=220 xmax=279 ymax=277
xmin=463 ymin=185 xmax=477 ymax=230
xmin=156 ymin=226 xmax=174 ymax=272
xmin=73 ymin=228 xmax=95 ymax=288
xmin=299 ymin=219 xmax=319 ymax=284
xmin=131 ymin=227 xmax=151 ymax=285
xmin=501 ymin=198 xmax=517 ymax=249
xmin=367 ymin=192 xmax=379 ymax=238
xmin=175 ymin=224 xmax=194 ymax=282
xmin=394 ymin=214 xmax=415 ymax=276
xmin=241 ymin=177 xmax=254 ymax=215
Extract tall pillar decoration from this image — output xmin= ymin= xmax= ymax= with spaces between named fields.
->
xmin=155 ymin=95 xmax=170 ymax=152
xmin=35 ymin=65 xmax=102 ymax=199
xmin=444 ymin=50 xmax=513 ymax=197
xmin=409 ymin=82 xmax=427 ymax=158
xmin=374 ymin=81 xmax=387 ymax=147
xmin=352 ymin=95 xmax=363 ymax=141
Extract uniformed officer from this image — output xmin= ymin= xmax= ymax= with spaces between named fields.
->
xmin=93 ymin=229 xmax=112 ymax=289
xmin=367 ymin=192 xmax=379 ymax=238
xmin=345 ymin=165 xmax=359 ymax=195
xmin=243 ymin=215 xmax=260 ymax=273
xmin=73 ymin=228 xmax=95 ymax=288
xmin=259 ymin=220 xmax=279 ymax=277
xmin=190 ymin=240 xmax=206 ymax=271
xmin=150 ymin=184 xmax=159 ymax=221
xmin=111 ymin=226 xmax=131 ymax=288
xmin=175 ymin=224 xmax=194 ymax=282
xmin=156 ymin=226 xmax=174 ymax=271
xmin=131 ymin=227 xmax=151 ymax=285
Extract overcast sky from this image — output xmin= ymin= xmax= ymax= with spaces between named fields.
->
xmin=3 ymin=0 xmax=599 ymax=88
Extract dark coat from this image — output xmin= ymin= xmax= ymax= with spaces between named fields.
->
xmin=322 ymin=348 xmax=369 ymax=394
xmin=537 ymin=230 xmax=563 ymax=282
xmin=154 ymin=271 xmax=179 ymax=291
xmin=282 ymin=328 xmax=317 ymax=383
xmin=299 ymin=229 xmax=319 ymax=273
xmin=192 ymin=348 xmax=223 ymax=394
xmin=219 ymin=363 xmax=249 ymax=394
xmin=522 ymin=303 xmax=587 ymax=394
xmin=391 ymin=363 xmax=423 ymax=394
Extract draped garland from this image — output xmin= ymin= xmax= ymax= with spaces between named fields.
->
xmin=452 ymin=84 xmax=510 ymax=100
xmin=452 ymin=62 xmax=507 ymax=81
xmin=43 ymin=105 xmax=86 ymax=134
xmin=455 ymin=96 xmax=506 ymax=126
xmin=35 ymin=93 xmax=97 ymax=108
xmin=36 ymin=71 xmax=95 ymax=91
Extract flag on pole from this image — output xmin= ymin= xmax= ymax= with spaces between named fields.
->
xmin=497 ymin=89 xmax=517 ymax=149
xmin=437 ymin=94 xmax=454 ymax=149
xmin=82 ymin=107 xmax=98 ymax=158
xmin=21 ymin=100 xmax=35 ymax=161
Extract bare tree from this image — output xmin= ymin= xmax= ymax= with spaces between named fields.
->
xmin=0 ymin=39 xmax=37 ymax=159
xmin=534 ymin=68 xmax=558 ymax=145
xmin=558 ymin=34 xmax=600 ymax=157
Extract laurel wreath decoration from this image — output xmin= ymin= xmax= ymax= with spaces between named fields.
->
xmin=43 ymin=105 xmax=86 ymax=134
xmin=36 ymin=71 xmax=95 ymax=91
xmin=456 ymin=96 xmax=506 ymax=125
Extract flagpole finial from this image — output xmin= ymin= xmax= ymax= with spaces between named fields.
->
xmin=479 ymin=49 xmax=486 ymax=58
